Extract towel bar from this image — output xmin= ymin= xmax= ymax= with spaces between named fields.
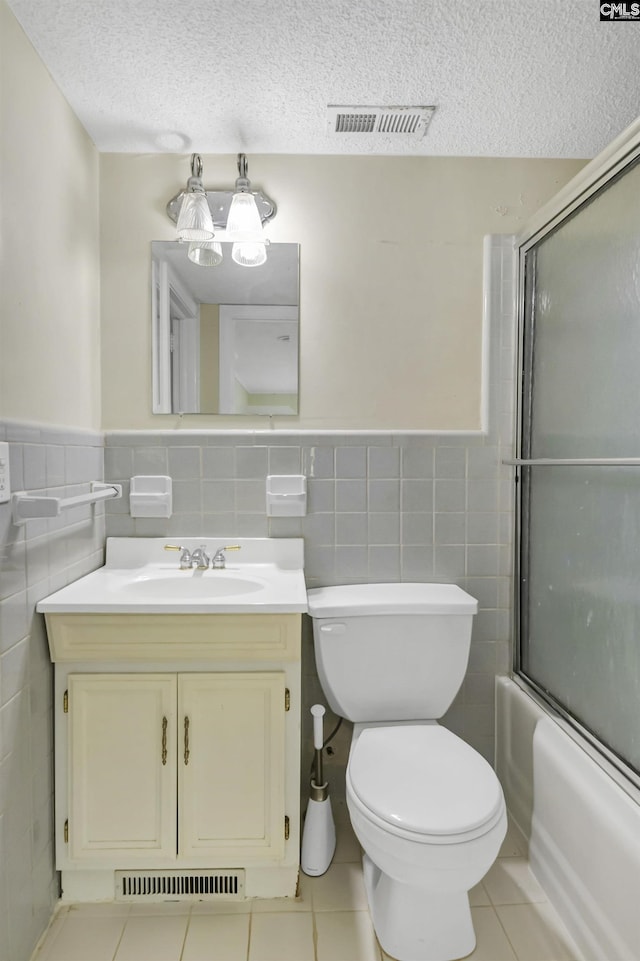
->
xmin=12 ymin=482 xmax=122 ymax=524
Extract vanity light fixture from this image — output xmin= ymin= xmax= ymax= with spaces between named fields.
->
xmin=167 ymin=154 xmax=276 ymax=267
xmin=175 ymin=154 xmax=215 ymax=242
xmin=227 ymin=154 xmax=267 ymax=267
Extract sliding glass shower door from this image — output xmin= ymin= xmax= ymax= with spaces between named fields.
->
xmin=518 ymin=153 xmax=640 ymax=780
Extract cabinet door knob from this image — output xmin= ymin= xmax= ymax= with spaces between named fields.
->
xmin=184 ymin=716 xmax=190 ymax=766
xmin=161 ymin=716 xmax=168 ymax=766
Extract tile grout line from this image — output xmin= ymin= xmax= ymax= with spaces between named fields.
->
xmin=246 ymin=908 xmax=253 ymax=961
xmin=311 ymin=905 xmax=319 ymax=961
xmin=110 ymin=915 xmax=127 ymax=961
xmin=30 ymin=906 xmax=67 ymax=961
xmin=177 ymin=906 xmax=194 ymax=961
xmin=490 ymin=899 xmax=527 ymax=961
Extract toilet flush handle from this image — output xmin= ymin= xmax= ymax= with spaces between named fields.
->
xmin=319 ymin=623 xmax=346 ymax=634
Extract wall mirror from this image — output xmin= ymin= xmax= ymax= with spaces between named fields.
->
xmin=151 ymin=241 xmax=299 ymax=414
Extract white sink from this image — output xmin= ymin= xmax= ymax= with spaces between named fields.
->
xmin=118 ymin=570 xmax=265 ymax=599
xmin=37 ymin=537 xmax=307 ymax=614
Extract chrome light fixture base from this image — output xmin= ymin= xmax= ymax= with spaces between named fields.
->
xmin=166 ymin=154 xmax=276 ymax=230
xmin=166 ymin=189 xmax=276 ymax=229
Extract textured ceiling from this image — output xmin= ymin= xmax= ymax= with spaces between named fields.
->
xmin=6 ymin=0 xmax=640 ymax=157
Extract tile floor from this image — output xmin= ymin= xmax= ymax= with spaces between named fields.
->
xmin=31 ymin=802 xmax=584 ymax=961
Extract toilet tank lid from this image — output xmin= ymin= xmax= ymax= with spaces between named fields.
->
xmin=307 ymin=583 xmax=478 ymax=617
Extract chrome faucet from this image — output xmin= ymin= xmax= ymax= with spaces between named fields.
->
xmin=190 ymin=545 xmax=210 ymax=570
xmin=164 ymin=543 xmax=240 ymax=570
xmin=211 ymin=545 xmax=242 ymax=569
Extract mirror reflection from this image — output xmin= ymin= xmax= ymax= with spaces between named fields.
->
xmin=151 ymin=241 xmax=299 ymax=415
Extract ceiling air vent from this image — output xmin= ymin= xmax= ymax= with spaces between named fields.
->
xmin=327 ymin=105 xmax=435 ymax=139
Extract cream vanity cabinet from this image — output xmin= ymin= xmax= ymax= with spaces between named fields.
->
xmin=45 ymin=611 xmax=301 ymax=903
xmin=66 ymin=671 xmax=286 ymax=863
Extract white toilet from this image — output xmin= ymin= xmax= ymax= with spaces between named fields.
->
xmin=307 ymin=583 xmax=507 ymax=961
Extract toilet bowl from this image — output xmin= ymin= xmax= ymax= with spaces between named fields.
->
xmin=348 ymin=723 xmax=506 ymax=887
xmin=346 ymin=722 xmax=507 ymax=960
xmin=307 ymin=583 xmax=507 ymax=961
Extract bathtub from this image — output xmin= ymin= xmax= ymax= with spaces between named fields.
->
xmin=496 ymin=676 xmax=640 ymax=961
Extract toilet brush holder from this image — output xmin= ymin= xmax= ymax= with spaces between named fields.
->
xmin=301 ymin=705 xmax=336 ymax=876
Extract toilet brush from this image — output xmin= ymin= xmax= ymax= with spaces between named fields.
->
xmin=301 ymin=704 xmax=336 ymax=876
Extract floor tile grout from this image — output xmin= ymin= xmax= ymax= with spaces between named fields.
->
xmin=246 ymin=911 xmax=252 ymax=961
xmin=111 ymin=918 xmax=125 ymax=961
xmin=489 ymin=902 xmax=521 ymax=961
xmin=32 ymin=844 xmax=582 ymax=961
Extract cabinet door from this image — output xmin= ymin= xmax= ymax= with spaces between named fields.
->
xmin=68 ymin=674 xmax=176 ymax=861
xmin=178 ymin=672 xmax=286 ymax=860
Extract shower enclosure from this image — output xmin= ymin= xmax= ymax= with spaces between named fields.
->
xmin=514 ymin=136 xmax=640 ymax=787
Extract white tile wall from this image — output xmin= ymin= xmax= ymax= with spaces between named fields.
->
xmin=0 ymin=421 xmax=106 ymax=961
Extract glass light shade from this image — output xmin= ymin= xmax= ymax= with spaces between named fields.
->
xmin=227 ymin=191 xmax=263 ymax=235
xmin=176 ymin=190 xmax=214 ymax=241
xmin=187 ymin=241 xmax=223 ymax=267
xmin=232 ymin=242 xmax=268 ymax=268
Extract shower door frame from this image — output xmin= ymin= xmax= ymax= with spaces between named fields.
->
xmin=512 ymin=118 xmax=640 ymax=793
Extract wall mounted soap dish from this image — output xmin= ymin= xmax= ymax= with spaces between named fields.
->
xmin=266 ymin=475 xmax=307 ymax=517
xmin=129 ymin=475 xmax=172 ymax=518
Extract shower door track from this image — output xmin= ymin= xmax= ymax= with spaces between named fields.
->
xmin=511 ymin=674 xmax=640 ymax=799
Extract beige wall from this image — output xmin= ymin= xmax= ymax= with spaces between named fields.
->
xmin=100 ymin=153 xmax=584 ymax=431
xmin=0 ymin=0 xmax=101 ymax=429
xmin=0 ymin=0 xmax=587 ymax=433
xmin=199 ymin=303 xmax=219 ymax=412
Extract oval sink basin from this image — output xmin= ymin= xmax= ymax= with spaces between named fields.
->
xmin=117 ymin=572 xmax=264 ymax=599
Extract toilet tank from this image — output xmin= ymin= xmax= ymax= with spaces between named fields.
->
xmin=307 ymin=583 xmax=478 ymax=722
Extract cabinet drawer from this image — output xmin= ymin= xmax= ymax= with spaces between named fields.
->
xmin=46 ymin=613 xmax=301 ymax=662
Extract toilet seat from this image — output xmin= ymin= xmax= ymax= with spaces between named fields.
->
xmin=348 ymin=725 xmax=505 ymax=844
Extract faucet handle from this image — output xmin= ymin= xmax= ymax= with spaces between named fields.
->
xmin=163 ymin=544 xmax=193 ymax=569
xmin=211 ymin=545 xmax=241 ymax=568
